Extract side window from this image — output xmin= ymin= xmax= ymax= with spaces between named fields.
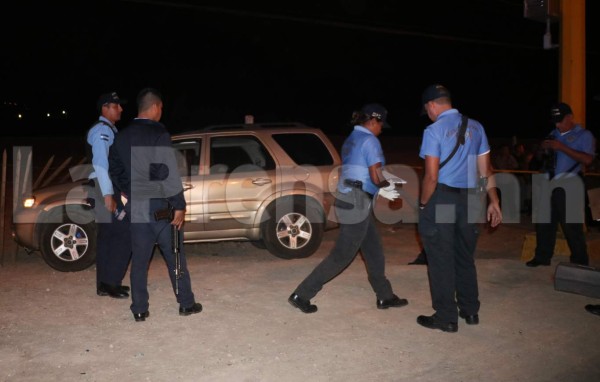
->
xmin=172 ymin=139 xmax=202 ymax=177
xmin=272 ymin=133 xmax=334 ymax=166
xmin=210 ymin=136 xmax=275 ymax=174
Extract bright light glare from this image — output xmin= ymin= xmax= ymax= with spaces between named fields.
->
xmin=62 ymin=110 xmax=66 ymax=115
xmin=46 ymin=113 xmax=50 ymax=117
xmin=23 ymin=197 xmax=35 ymax=208
xmin=18 ymin=114 xmax=22 ymax=119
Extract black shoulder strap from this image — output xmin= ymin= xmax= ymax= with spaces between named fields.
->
xmin=439 ymin=115 xmax=468 ymax=169
xmin=86 ymin=119 xmax=114 ymax=140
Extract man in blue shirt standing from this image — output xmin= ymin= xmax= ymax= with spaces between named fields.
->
xmin=526 ymin=102 xmax=595 ymax=267
xmin=417 ymin=84 xmax=502 ymax=332
xmin=288 ymin=103 xmax=408 ymax=313
xmin=87 ymin=92 xmax=131 ymax=299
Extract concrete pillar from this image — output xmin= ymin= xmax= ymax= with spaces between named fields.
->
xmin=559 ymin=0 xmax=586 ymax=125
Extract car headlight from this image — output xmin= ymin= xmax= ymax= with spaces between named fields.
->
xmin=23 ymin=197 xmax=35 ymax=208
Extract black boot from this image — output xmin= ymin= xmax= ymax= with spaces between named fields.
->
xmin=408 ymin=250 xmax=428 ymax=265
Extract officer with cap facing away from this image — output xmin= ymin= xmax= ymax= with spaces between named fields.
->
xmin=526 ymin=102 xmax=595 ymax=267
xmin=288 ymin=103 xmax=409 ymax=313
xmin=417 ymin=84 xmax=502 ymax=332
xmin=87 ymin=92 xmax=132 ymax=299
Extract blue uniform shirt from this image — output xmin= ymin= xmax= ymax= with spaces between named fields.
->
xmin=419 ymin=109 xmax=490 ymax=188
xmin=338 ymin=125 xmax=385 ymax=195
xmin=88 ymin=116 xmax=117 ymax=196
xmin=547 ymin=124 xmax=595 ymax=177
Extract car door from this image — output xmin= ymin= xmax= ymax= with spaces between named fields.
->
xmin=171 ymin=138 xmax=203 ymax=236
xmin=203 ymin=134 xmax=277 ymax=232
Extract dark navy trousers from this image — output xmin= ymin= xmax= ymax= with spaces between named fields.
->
xmin=418 ymin=187 xmax=482 ymax=323
xmin=295 ymin=189 xmax=394 ymax=301
xmin=129 ymin=219 xmax=195 ymax=314
xmin=534 ymin=187 xmax=589 ymax=265
xmin=92 ymin=185 xmax=131 ymax=287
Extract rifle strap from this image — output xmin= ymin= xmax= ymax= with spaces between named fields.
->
xmin=439 ymin=115 xmax=469 ymax=169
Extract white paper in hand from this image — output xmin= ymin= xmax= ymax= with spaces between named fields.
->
xmin=382 ymin=169 xmax=407 ymax=185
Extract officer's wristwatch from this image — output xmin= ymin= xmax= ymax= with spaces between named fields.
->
xmin=419 ymin=202 xmax=426 ymax=210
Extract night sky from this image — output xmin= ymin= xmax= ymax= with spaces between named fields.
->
xmin=1 ymin=0 xmax=599 ymax=139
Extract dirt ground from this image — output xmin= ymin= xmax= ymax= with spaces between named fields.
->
xmin=1 ymin=211 xmax=600 ymax=382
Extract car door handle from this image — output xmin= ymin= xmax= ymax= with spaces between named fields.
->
xmin=251 ymin=178 xmax=272 ymax=186
xmin=182 ymin=182 xmax=195 ymax=191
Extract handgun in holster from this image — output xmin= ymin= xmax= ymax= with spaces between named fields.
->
xmin=344 ymin=179 xmax=365 ymax=210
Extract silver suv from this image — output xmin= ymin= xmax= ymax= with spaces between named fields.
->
xmin=12 ymin=123 xmax=342 ymax=272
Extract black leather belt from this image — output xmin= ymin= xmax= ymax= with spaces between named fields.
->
xmin=343 ymin=179 xmax=374 ymax=199
xmin=436 ymin=183 xmax=475 ymax=194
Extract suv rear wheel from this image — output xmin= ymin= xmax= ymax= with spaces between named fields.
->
xmin=39 ymin=215 xmax=97 ymax=272
xmin=261 ymin=197 xmax=324 ymax=259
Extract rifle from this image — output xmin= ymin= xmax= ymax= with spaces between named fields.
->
xmin=154 ymin=205 xmax=183 ymax=295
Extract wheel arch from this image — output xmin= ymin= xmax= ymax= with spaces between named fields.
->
xmin=255 ymin=192 xmax=326 ymax=227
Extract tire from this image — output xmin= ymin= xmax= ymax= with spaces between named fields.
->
xmin=261 ymin=197 xmax=324 ymax=259
xmin=39 ymin=217 xmax=97 ymax=272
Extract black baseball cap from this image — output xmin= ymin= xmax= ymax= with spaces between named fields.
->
xmin=97 ymin=92 xmax=127 ymax=111
xmin=550 ymin=102 xmax=572 ymax=123
xmin=422 ymin=84 xmax=451 ymax=104
xmin=360 ymin=103 xmax=388 ymax=122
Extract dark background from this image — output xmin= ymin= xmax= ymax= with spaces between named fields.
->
xmin=1 ymin=0 xmax=599 ymax=139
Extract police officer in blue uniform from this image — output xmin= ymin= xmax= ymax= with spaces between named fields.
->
xmin=527 ymin=102 xmax=595 ymax=267
xmin=109 ymin=88 xmax=201 ymax=322
xmin=288 ymin=103 xmax=409 ymax=313
xmin=417 ymin=85 xmax=502 ymax=332
xmin=583 ymin=96 xmax=600 ymax=317
xmin=87 ymin=92 xmax=131 ymax=299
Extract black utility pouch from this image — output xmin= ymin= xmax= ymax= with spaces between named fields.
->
xmin=154 ymin=207 xmax=174 ymax=221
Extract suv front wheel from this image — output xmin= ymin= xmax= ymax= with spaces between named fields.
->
xmin=39 ymin=218 xmax=97 ymax=272
xmin=261 ymin=197 xmax=324 ymax=259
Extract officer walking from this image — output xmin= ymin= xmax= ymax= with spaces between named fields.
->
xmin=288 ymin=103 xmax=408 ymax=313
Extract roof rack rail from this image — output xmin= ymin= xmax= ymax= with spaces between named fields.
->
xmin=201 ymin=122 xmax=307 ymax=131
